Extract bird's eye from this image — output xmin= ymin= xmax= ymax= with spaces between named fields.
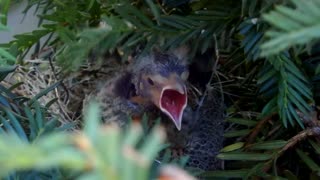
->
xmin=180 ymin=71 xmax=189 ymax=80
xmin=147 ymin=78 xmax=154 ymax=85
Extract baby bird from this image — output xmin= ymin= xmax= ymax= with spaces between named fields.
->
xmin=85 ymin=51 xmax=189 ymax=130
xmin=84 ymin=50 xmax=225 ymax=171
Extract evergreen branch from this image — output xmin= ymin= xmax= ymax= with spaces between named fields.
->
xmin=259 ymin=54 xmax=313 ymax=128
xmin=261 ymin=0 xmax=320 ymax=56
xmin=0 ymin=102 xmax=169 ymax=179
xmin=0 ymin=14 xmax=16 ymax=65
xmin=239 ymin=19 xmax=266 ymax=61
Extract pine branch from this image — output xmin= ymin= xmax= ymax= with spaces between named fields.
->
xmin=238 ymin=19 xmax=266 ymax=61
xmin=259 ymin=54 xmax=313 ymax=128
xmin=261 ymin=0 xmax=320 ymax=56
xmin=0 ymin=102 xmax=172 ymax=180
xmin=0 ymin=15 xmax=16 ymax=65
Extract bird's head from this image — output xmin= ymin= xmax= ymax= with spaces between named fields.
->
xmin=132 ymin=52 xmax=189 ymax=130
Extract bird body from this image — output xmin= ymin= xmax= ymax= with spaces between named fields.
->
xmin=84 ymin=51 xmax=189 ymax=129
xmin=84 ymin=72 xmax=144 ymax=127
xmin=83 ymin=50 xmax=224 ymax=171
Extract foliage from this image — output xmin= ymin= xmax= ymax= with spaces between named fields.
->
xmin=260 ymin=54 xmax=312 ymax=128
xmin=261 ymin=0 xmax=320 ymax=56
xmin=0 ymin=101 xmax=169 ymax=180
xmin=202 ymin=111 xmax=320 ymax=179
xmin=2 ymin=0 xmax=320 ymax=179
xmin=0 ymin=15 xmax=16 ymax=66
xmin=0 ymin=0 xmax=10 ymax=24
xmin=0 ymin=58 xmax=188 ymax=179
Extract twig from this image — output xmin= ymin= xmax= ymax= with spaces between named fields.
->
xmin=266 ymin=124 xmax=282 ymax=138
xmin=261 ymin=109 xmax=320 ymax=173
xmin=245 ymin=113 xmax=276 ymax=146
xmin=296 ymin=109 xmax=320 ymax=142
xmin=188 ymin=83 xmax=202 ymax=96
xmin=262 ymin=126 xmax=320 ymax=173
xmin=297 ymin=110 xmax=320 ymax=128
xmin=279 ymin=127 xmax=320 ymax=155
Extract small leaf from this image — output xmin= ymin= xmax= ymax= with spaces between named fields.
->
xmin=123 ymin=124 xmax=143 ymax=147
xmin=246 ymin=162 xmax=270 ymax=178
xmin=201 ymin=169 xmax=248 ymax=178
xmin=316 ymin=64 xmax=320 ymax=74
xmin=146 ymin=0 xmax=160 ymax=24
xmin=24 ymin=106 xmax=37 ymax=139
xmin=28 ymin=81 xmax=61 ymax=105
xmin=0 ymin=95 xmax=10 ymax=107
xmin=83 ymin=100 xmax=101 ymax=134
xmin=249 ymin=140 xmax=287 ymax=150
xmin=226 ymin=118 xmax=257 ymax=126
xmin=262 ymin=97 xmax=277 ymax=116
xmin=4 ymin=109 xmax=28 ymax=141
xmin=0 ymin=65 xmax=16 ymax=81
xmin=34 ymin=102 xmax=44 ymax=130
xmin=42 ymin=117 xmax=60 ymax=134
xmin=55 ymin=122 xmax=76 ymax=131
xmin=0 ymin=23 xmax=9 ymax=31
xmin=217 ymin=152 xmax=272 ymax=161
xmin=257 ymin=67 xmax=277 ymax=85
xmin=309 ymin=140 xmax=320 ymax=154
xmin=45 ymin=98 xmax=58 ymax=109
xmin=296 ymin=149 xmax=320 ymax=172
xmin=283 ymin=170 xmax=299 ymax=180
xmin=8 ymin=82 xmax=24 ymax=91
xmin=224 ymin=129 xmax=251 ymax=137
xmin=220 ymin=142 xmax=245 ymax=152
xmin=159 ymin=17 xmax=187 ymax=30
xmin=0 ymin=115 xmax=15 ymax=134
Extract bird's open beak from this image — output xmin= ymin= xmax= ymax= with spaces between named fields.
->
xmin=159 ymin=83 xmax=187 ymax=131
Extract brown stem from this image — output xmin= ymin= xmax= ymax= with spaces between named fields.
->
xmin=245 ymin=113 xmax=275 ymax=146
xmin=263 ymin=127 xmax=320 ymax=173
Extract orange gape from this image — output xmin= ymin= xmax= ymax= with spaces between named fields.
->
xmin=129 ymin=95 xmax=147 ymax=105
xmin=158 ymin=176 xmax=173 ymax=180
xmin=131 ymin=114 xmax=142 ymax=123
xmin=129 ymin=96 xmax=148 ymax=123
xmin=130 ymin=95 xmax=148 ymax=123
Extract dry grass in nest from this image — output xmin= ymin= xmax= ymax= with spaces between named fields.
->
xmin=2 ymin=54 xmax=123 ymax=128
xmin=2 ymin=59 xmax=73 ymax=125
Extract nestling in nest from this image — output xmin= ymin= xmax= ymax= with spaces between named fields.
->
xmin=83 ymin=48 xmax=225 ymax=171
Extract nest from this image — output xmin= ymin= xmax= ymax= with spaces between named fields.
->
xmin=2 ymin=52 xmax=124 ymax=128
xmin=2 ymin=60 xmax=70 ymax=124
xmin=1 ymin=47 xmax=226 ymax=172
xmin=2 ymin=47 xmax=223 ymax=125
